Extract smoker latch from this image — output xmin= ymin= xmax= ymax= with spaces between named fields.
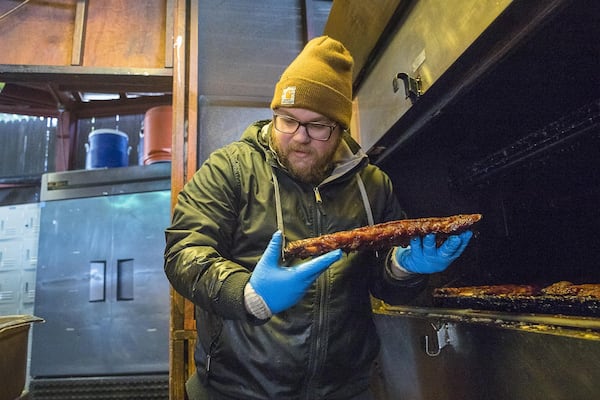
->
xmin=393 ymin=72 xmax=422 ymax=104
xmin=424 ymin=321 xmax=452 ymax=357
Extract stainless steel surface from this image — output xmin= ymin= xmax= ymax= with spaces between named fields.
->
xmin=324 ymin=0 xmax=406 ymax=84
xmin=373 ymin=305 xmax=600 ymax=400
xmin=354 ymin=0 xmax=512 ymax=151
xmin=40 ymin=163 xmax=170 ymax=201
xmin=374 ymin=302 xmax=600 ymax=340
xmin=31 ymin=188 xmax=171 ymax=377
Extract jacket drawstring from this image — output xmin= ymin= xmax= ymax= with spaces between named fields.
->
xmin=356 ymin=174 xmax=374 ymax=226
xmin=271 ymin=169 xmax=286 ymax=260
xmin=356 ymin=173 xmax=380 ymax=258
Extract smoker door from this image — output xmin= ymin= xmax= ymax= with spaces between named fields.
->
xmin=372 ymin=306 xmax=600 ymax=400
xmin=31 ymin=190 xmax=170 ymax=377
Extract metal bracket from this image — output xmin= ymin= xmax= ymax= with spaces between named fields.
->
xmin=424 ymin=321 xmax=451 ymax=357
xmin=393 ymin=72 xmax=422 ymax=104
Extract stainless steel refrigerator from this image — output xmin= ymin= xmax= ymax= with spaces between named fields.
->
xmin=30 ymin=164 xmax=171 ymax=399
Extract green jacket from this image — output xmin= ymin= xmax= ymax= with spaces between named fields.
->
xmin=164 ymin=120 xmax=426 ymax=399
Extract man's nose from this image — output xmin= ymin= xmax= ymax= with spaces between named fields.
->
xmin=293 ymin=124 xmax=311 ymax=142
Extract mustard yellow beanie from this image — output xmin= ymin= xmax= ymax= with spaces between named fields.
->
xmin=270 ymin=36 xmax=354 ymax=128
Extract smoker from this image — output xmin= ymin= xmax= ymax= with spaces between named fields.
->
xmin=325 ymin=0 xmax=600 ymax=399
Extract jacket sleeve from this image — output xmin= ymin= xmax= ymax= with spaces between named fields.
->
xmin=365 ymin=167 xmax=429 ymax=305
xmin=370 ymin=249 xmax=429 ymax=305
xmin=164 ymin=147 xmax=252 ymax=320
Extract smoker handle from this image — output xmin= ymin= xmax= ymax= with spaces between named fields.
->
xmin=89 ymin=261 xmax=106 ymax=302
xmin=424 ymin=322 xmax=452 ymax=357
xmin=116 ymin=258 xmax=134 ymax=300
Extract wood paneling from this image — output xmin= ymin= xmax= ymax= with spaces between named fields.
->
xmin=0 ymin=0 xmax=76 ymax=66
xmin=0 ymin=0 xmax=168 ymax=69
xmin=169 ymin=0 xmax=198 ymax=397
xmin=84 ymin=0 xmax=167 ymax=68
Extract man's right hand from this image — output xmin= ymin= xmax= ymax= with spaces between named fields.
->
xmin=248 ymin=231 xmax=342 ymax=314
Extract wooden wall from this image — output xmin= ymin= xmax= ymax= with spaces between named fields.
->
xmin=169 ymin=0 xmax=199 ymax=397
xmin=0 ymin=0 xmax=170 ymax=68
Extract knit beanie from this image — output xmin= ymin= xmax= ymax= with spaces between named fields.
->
xmin=270 ymin=36 xmax=354 ymax=128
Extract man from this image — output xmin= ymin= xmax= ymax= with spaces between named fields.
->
xmin=164 ymin=36 xmax=472 ymax=400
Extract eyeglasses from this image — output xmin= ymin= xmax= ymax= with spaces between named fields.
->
xmin=273 ymin=114 xmax=337 ymax=141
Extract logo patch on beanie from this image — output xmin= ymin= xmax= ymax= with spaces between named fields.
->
xmin=281 ymin=86 xmax=296 ymax=105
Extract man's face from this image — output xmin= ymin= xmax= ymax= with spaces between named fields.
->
xmin=271 ymin=108 xmax=342 ymax=185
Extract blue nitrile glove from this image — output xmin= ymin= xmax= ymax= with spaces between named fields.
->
xmin=396 ymin=231 xmax=473 ymax=274
xmin=249 ymin=231 xmax=342 ymax=314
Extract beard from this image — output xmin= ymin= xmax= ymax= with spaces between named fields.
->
xmin=273 ymin=135 xmax=341 ymax=185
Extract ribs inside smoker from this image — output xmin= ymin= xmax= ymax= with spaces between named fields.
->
xmin=283 ymin=213 xmax=482 ymax=259
xmin=434 ymin=284 xmax=539 ymax=297
xmin=433 ymin=282 xmax=600 ymax=300
xmin=540 ymin=281 xmax=600 ymax=298
xmin=432 ymin=282 xmax=600 ymax=316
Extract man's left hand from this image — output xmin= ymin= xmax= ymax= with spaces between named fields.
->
xmin=396 ymin=231 xmax=473 ymax=274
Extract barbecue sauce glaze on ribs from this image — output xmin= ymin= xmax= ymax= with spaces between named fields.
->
xmin=434 ymin=282 xmax=600 ymax=299
xmin=283 ymin=213 xmax=482 ymax=259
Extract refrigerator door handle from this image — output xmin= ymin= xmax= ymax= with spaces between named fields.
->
xmin=89 ymin=261 xmax=106 ymax=302
xmin=117 ymin=258 xmax=134 ymax=300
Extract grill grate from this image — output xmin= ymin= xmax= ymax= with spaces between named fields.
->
xmin=450 ymin=98 xmax=600 ymax=189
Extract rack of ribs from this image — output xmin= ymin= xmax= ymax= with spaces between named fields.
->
xmin=283 ymin=213 xmax=483 ymax=259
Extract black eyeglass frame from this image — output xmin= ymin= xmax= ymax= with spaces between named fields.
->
xmin=272 ymin=114 xmax=338 ymax=141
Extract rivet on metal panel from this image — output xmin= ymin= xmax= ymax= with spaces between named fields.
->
xmin=424 ymin=321 xmax=451 ymax=357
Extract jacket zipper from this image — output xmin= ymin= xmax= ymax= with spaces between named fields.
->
xmin=200 ymin=316 xmax=224 ymax=385
xmin=204 ymin=336 xmax=219 ymax=382
xmin=302 ymin=187 xmax=329 ymax=399
xmin=313 ymin=186 xmax=326 ymax=224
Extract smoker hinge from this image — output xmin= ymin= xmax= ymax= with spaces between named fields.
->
xmin=424 ymin=321 xmax=452 ymax=357
xmin=393 ymin=72 xmax=422 ymax=104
